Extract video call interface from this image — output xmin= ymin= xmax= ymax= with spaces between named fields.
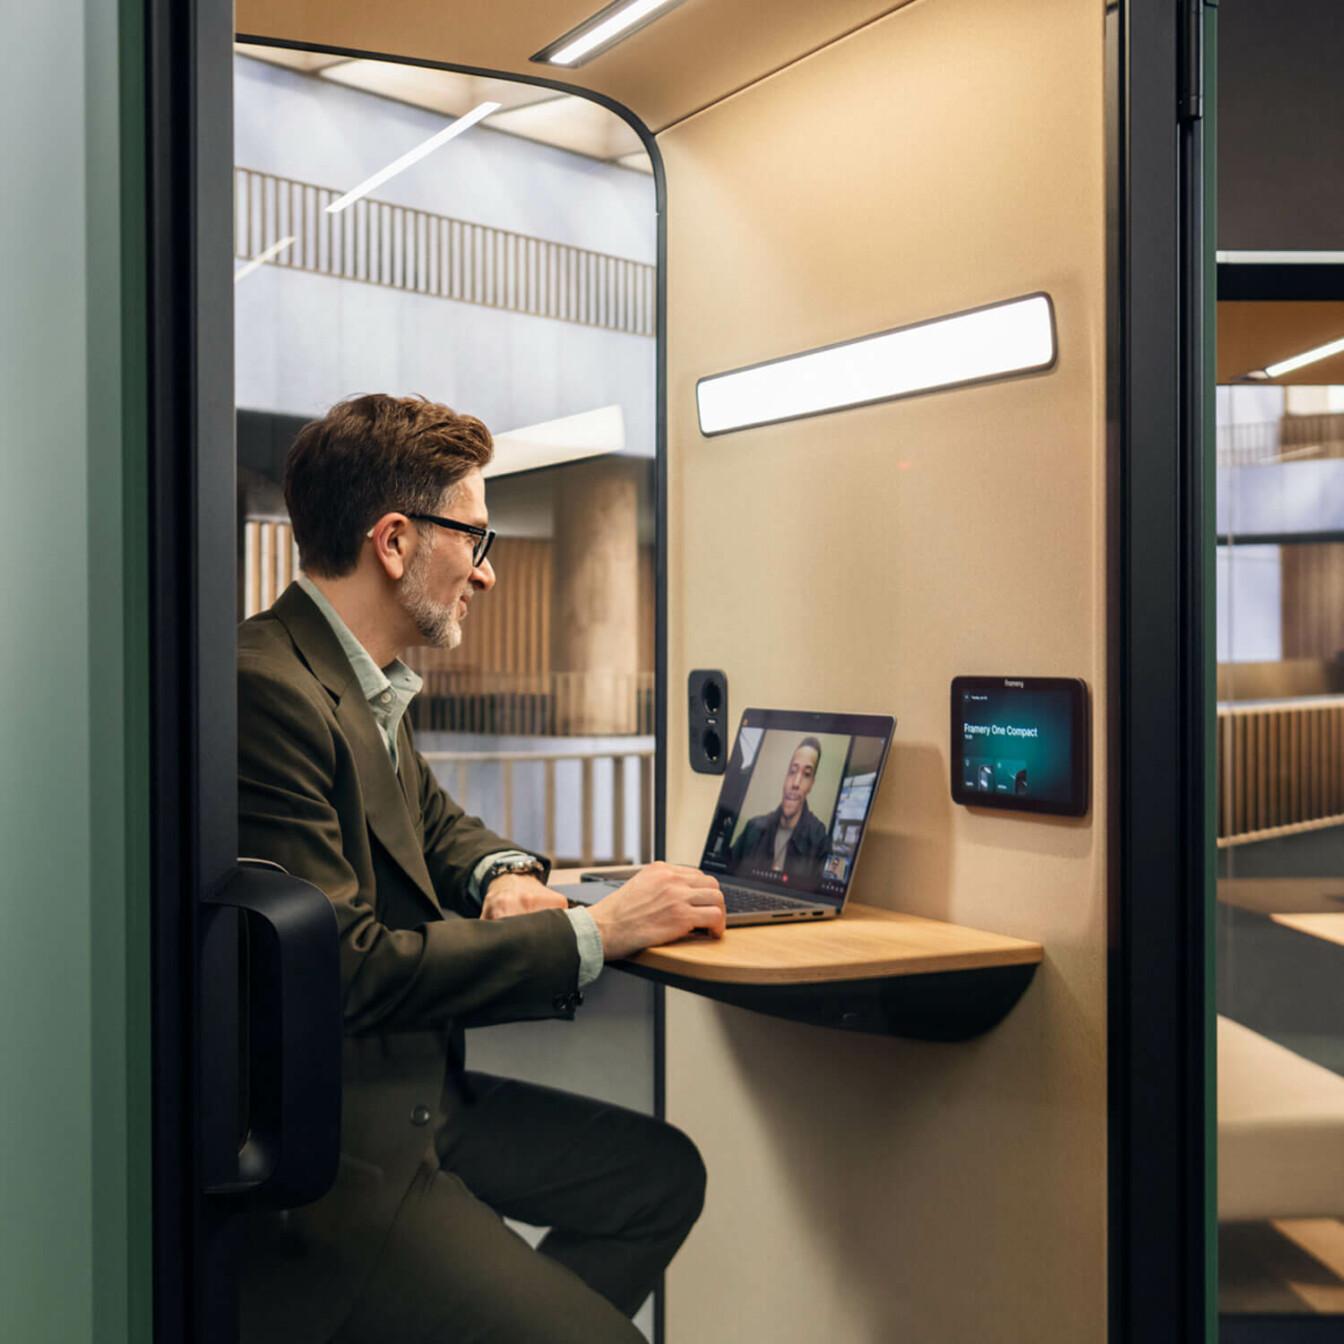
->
xmin=699 ymin=723 xmax=889 ymax=904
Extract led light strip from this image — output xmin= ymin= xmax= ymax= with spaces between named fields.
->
xmin=531 ymin=0 xmax=687 ymax=68
xmin=1265 ymin=335 xmax=1344 ymax=379
xmin=234 ymin=235 xmax=296 ymax=283
xmin=1217 ymin=251 xmax=1344 ymax=265
xmin=325 ymin=102 xmax=500 ymax=215
xmin=695 ymin=293 xmax=1057 ymax=436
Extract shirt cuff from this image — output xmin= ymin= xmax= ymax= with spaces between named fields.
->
xmin=563 ymin=907 xmax=605 ymax=989
xmin=467 ymin=850 xmax=540 ymax=907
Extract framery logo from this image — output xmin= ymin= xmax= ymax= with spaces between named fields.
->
xmin=1004 ymin=679 xmax=1025 ymax=688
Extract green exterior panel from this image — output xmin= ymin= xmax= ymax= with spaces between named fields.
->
xmin=0 ymin=2 xmax=151 ymax=1341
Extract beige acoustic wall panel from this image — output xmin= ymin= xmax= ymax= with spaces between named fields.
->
xmin=659 ymin=0 xmax=1108 ymax=1339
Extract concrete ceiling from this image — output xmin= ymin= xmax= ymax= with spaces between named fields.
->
xmin=1218 ymin=302 xmax=1344 ymax=384
xmin=234 ymin=0 xmax=913 ymax=136
xmin=235 ymin=43 xmax=652 ymax=170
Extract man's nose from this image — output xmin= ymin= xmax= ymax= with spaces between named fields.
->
xmin=472 ymin=556 xmax=496 ymax=591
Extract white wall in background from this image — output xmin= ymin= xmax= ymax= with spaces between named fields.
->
xmin=1218 ymin=460 xmax=1344 ymax=536
xmin=1217 ymin=383 xmax=1284 ymax=428
xmin=1216 ymin=545 xmax=1282 ymax=665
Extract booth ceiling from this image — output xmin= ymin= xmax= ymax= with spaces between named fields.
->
xmin=234 ymin=0 xmax=913 ymax=135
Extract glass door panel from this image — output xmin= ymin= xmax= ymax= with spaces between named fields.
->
xmin=1216 ymin=384 xmax=1344 ymax=1329
xmin=229 ymin=41 xmax=662 ymax=1342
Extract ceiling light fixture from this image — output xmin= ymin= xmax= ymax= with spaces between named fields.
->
xmin=234 ymin=235 xmax=296 ymax=283
xmin=531 ymin=0 xmax=686 ymax=68
xmin=325 ymin=102 xmax=500 ymax=214
xmin=696 ymin=293 xmax=1057 ymax=436
xmin=1264 ymin=334 xmax=1344 ymax=379
xmin=1217 ymin=251 xmax=1344 ymax=265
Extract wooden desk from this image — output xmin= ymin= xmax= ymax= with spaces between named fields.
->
xmin=551 ymin=869 xmax=1043 ymax=1040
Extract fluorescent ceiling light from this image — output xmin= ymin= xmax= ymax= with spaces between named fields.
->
xmin=325 ymin=102 xmax=500 ymax=214
xmin=696 ymin=293 xmax=1057 ymax=436
xmin=234 ymin=235 xmax=296 ymax=283
xmin=1217 ymin=251 xmax=1344 ymax=265
xmin=1264 ymin=334 xmax=1344 ymax=379
xmin=532 ymin=0 xmax=686 ymax=68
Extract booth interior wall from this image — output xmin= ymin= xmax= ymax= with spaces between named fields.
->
xmin=658 ymin=0 xmax=1108 ymax=1337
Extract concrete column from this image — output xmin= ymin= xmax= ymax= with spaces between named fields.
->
xmin=551 ymin=458 xmax=640 ymax=734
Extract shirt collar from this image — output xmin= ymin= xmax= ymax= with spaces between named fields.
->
xmin=296 ymin=574 xmax=423 ymax=706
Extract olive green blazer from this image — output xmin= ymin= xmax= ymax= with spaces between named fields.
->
xmin=237 ymin=584 xmax=586 ymax=1335
xmin=237 ymin=583 xmax=580 ymax=1048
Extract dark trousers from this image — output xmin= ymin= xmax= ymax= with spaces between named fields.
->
xmin=332 ymin=1072 xmax=706 ymax=1344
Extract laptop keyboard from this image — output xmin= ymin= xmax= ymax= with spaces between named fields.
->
xmin=720 ymin=883 xmax=806 ymax=913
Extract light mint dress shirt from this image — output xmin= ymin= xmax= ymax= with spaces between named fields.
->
xmin=297 ymin=576 xmax=603 ymax=987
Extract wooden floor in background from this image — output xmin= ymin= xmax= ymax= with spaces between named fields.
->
xmin=1221 ymin=1218 xmax=1344 ymax=1315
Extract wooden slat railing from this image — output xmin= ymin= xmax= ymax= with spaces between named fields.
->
xmin=1217 ymin=412 xmax=1344 ymax=467
xmin=411 ymin=669 xmax=655 ymax=736
xmin=1217 ymin=696 xmax=1344 ymax=846
xmin=422 ymin=747 xmax=655 ymax=867
xmin=242 ymin=517 xmax=300 ymax=615
xmin=235 ymin=166 xmax=657 ymax=337
xmin=239 ymin=517 xmax=654 ymax=737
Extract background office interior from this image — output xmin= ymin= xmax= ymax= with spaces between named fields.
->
xmin=6 ymin=0 xmax=1344 ymax=1340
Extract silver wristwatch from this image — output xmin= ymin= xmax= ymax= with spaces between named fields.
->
xmin=481 ymin=854 xmax=546 ymax=888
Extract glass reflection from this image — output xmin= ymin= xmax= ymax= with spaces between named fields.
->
xmin=1217 ymin=383 xmax=1344 ymax=1324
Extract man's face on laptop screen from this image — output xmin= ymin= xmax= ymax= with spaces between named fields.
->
xmin=779 ymin=743 xmax=819 ymax=821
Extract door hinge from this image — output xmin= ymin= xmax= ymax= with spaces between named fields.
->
xmin=1179 ymin=0 xmax=1205 ymax=122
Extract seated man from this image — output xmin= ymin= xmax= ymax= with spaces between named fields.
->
xmin=728 ymin=737 xmax=831 ymax=888
xmin=238 ymin=393 xmax=725 ymax=1344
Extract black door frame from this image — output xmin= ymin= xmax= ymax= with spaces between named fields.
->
xmin=144 ymin=0 xmax=238 ymax=1339
xmin=1108 ymin=1 xmax=1214 ymax=1340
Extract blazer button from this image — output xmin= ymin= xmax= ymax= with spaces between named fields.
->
xmin=552 ymin=993 xmax=568 ymax=1010
xmin=410 ymin=1104 xmax=432 ymax=1127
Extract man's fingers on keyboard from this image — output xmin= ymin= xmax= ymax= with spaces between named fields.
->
xmin=690 ymin=903 xmax=727 ymax=936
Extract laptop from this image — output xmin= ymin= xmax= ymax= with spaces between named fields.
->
xmin=557 ymin=707 xmax=895 ymax=927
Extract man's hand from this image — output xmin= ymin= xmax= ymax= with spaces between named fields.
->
xmin=586 ymin=862 xmax=726 ymax=961
xmin=480 ymin=873 xmax=570 ymax=920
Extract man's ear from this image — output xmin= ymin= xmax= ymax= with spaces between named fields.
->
xmin=366 ymin=513 xmax=412 ymax=581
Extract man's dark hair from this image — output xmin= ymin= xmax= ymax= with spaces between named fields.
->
xmin=284 ymin=393 xmax=494 ymax=577
xmin=796 ymin=736 xmax=823 ymax=770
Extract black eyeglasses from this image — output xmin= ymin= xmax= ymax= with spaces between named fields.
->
xmin=405 ymin=513 xmax=496 ymax=567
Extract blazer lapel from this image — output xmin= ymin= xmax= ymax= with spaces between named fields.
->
xmin=334 ymin=696 xmax=440 ymax=911
xmin=273 ymin=584 xmax=441 ymax=915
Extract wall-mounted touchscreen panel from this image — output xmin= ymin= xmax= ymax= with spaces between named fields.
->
xmin=951 ymin=676 xmax=1089 ymax=817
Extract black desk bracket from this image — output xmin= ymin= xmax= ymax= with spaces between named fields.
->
xmin=619 ymin=961 xmax=1039 ymax=1041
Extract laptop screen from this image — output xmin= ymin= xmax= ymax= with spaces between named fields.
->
xmin=698 ymin=708 xmax=895 ymax=907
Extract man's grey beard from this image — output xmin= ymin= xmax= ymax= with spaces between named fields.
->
xmin=398 ymin=532 xmax=462 ymax=649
